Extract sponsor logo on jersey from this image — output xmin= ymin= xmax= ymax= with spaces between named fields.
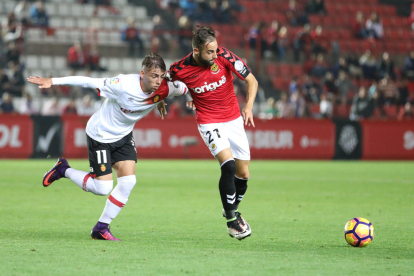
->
xmin=112 ymin=77 xmax=120 ymax=84
xmin=192 ymin=76 xmax=226 ymax=93
xmin=101 ymin=164 xmax=106 ymax=171
xmin=120 ymin=107 xmax=144 ymax=114
xmin=234 ymin=60 xmax=247 ymax=75
xmin=153 ymin=95 xmax=160 ymax=103
xmin=211 ymin=63 xmax=220 ymax=74
xmin=188 ymin=74 xmax=199 ymax=79
xmin=90 ymin=167 xmax=94 ymax=173
xmin=103 ymin=79 xmax=107 ymax=86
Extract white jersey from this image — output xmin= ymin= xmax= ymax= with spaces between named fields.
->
xmin=52 ymin=74 xmax=188 ymax=143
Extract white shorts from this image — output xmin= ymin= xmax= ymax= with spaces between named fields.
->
xmin=197 ymin=116 xmax=251 ymax=160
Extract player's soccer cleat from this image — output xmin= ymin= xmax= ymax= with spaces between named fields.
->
xmin=222 ymin=209 xmax=251 ymax=234
xmin=91 ymin=227 xmax=121 ymax=241
xmin=227 ymin=216 xmax=251 ymax=240
xmin=42 ymin=158 xmax=70 ymax=187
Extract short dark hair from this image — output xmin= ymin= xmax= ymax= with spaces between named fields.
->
xmin=142 ymin=53 xmax=166 ymax=72
xmin=192 ymin=25 xmax=216 ymax=49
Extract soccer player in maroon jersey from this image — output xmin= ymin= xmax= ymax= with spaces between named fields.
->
xmin=168 ymin=26 xmax=258 ymax=240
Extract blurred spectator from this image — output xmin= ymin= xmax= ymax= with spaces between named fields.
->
xmin=30 ymin=1 xmax=49 ymax=27
xmin=178 ymin=16 xmax=193 ymax=56
xmin=398 ymin=102 xmax=413 ymax=121
xmin=378 ymin=76 xmax=398 ymax=105
xmin=359 ymin=50 xmax=377 ymax=79
xmin=311 ymin=53 xmax=328 ymax=78
xmin=248 ymin=22 xmax=266 ymax=58
xmin=310 ymin=25 xmax=327 ymax=55
xmin=217 ymin=0 xmax=233 ymax=23
xmin=290 ymin=90 xmax=307 ymax=117
xmin=319 ymin=93 xmax=333 ymax=118
xmin=14 ymin=0 xmax=31 ymax=26
xmin=41 ymin=97 xmax=61 ymax=116
xmin=286 ymin=0 xmax=309 ymax=26
xmin=336 ymin=71 xmax=357 ymax=105
xmin=266 ymin=21 xmax=279 ymax=58
xmin=9 ymin=62 xmax=25 ymax=97
xmin=67 ymin=41 xmax=87 ymax=73
xmin=6 ymin=42 xmax=20 ymax=66
xmin=397 ymin=79 xmax=409 ymax=107
xmin=2 ymin=12 xmax=23 ymax=44
xmin=87 ymin=44 xmax=106 ymax=72
xmin=121 ymin=17 xmax=144 ymax=57
xmin=193 ymin=0 xmax=216 ymax=23
xmin=20 ymin=92 xmax=37 ymax=115
xmin=347 ymin=53 xmax=363 ymax=78
xmin=265 ymin=97 xmax=278 ymax=118
xmin=368 ymin=80 xmax=378 ymax=98
xmin=276 ymin=93 xmax=293 ymax=118
xmin=152 ymin=15 xmax=170 ymax=54
xmin=332 ymin=57 xmax=349 ymax=78
xmin=403 ymin=51 xmax=414 ymax=80
xmin=277 ymin=27 xmax=289 ymax=62
xmin=322 ymin=71 xmax=338 ymax=97
xmin=180 ymin=0 xmax=198 ymax=18
xmin=0 ymin=68 xmax=11 ymax=95
xmin=62 ymin=98 xmax=78 ymax=115
xmin=377 ymin=52 xmax=396 ymax=80
xmin=293 ymin=24 xmax=312 ymax=62
xmin=353 ymin=11 xmax=368 ymax=39
xmin=289 ymin=76 xmax=299 ymax=95
xmin=302 ymin=74 xmax=320 ymax=103
xmin=0 ymin=92 xmax=15 ymax=114
xmin=371 ymin=89 xmax=386 ymax=118
xmin=77 ymin=94 xmax=95 ymax=116
xmin=305 ymin=0 xmax=327 ymax=15
xmin=366 ymin=12 xmax=383 ymax=39
xmin=350 ymin=87 xmax=374 ymax=120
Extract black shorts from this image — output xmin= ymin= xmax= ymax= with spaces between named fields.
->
xmin=87 ymin=132 xmax=137 ymax=177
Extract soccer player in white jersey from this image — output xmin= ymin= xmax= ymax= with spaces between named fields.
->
xmin=28 ymin=53 xmax=188 ymax=241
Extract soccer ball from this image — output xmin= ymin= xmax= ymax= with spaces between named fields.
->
xmin=344 ymin=217 xmax=374 ymax=247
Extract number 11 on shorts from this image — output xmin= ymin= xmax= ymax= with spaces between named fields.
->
xmin=96 ymin=150 xmax=107 ymax=164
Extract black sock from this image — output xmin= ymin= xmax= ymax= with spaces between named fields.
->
xmin=234 ymin=176 xmax=248 ymax=210
xmin=219 ymin=160 xmax=237 ymax=220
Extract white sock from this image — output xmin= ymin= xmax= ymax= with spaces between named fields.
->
xmin=65 ymin=168 xmax=113 ymax=196
xmin=98 ymin=175 xmax=136 ymax=224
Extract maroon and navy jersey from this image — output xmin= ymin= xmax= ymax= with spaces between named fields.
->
xmin=168 ymin=46 xmax=251 ymax=124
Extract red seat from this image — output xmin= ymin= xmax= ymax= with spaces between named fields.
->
xmin=309 ymin=104 xmax=320 ymax=114
xmin=279 ymin=65 xmax=292 ymax=77
xmin=266 ymin=64 xmax=279 ymax=76
xmin=384 ymin=105 xmax=398 ymax=118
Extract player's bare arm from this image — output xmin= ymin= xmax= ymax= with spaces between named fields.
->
xmin=27 ymin=76 xmax=52 ymax=89
xmin=242 ymin=73 xmax=258 ymax=127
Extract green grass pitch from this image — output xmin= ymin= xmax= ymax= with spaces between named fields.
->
xmin=1 ymin=160 xmax=414 ymax=275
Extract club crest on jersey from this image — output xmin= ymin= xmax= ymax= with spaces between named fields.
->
xmin=112 ymin=77 xmax=120 ymax=84
xmin=153 ymin=95 xmax=160 ymax=103
xmin=211 ymin=143 xmax=216 ymax=150
xmin=211 ymin=63 xmax=220 ymax=74
xmin=101 ymin=164 xmax=106 ymax=171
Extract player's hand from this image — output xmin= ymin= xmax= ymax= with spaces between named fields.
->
xmin=157 ymin=100 xmax=167 ymax=120
xmin=242 ymin=107 xmax=255 ymax=127
xmin=186 ymin=101 xmax=196 ymax=110
xmin=27 ymin=76 xmax=52 ymax=89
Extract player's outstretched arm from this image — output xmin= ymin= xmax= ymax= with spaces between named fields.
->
xmin=27 ymin=76 xmax=53 ymax=89
xmin=242 ymin=73 xmax=258 ymax=127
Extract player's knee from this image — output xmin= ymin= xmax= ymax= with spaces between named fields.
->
xmin=94 ymin=179 xmax=114 ymax=196
xmin=117 ymin=175 xmax=136 ymax=198
xmin=221 ymin=159 xmax=236 ymax=176
xmin=236 ymin=172 xmax=250 ymax=179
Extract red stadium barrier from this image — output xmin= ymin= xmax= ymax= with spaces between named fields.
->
xmin=0 ymin=115 xmax=33 ymax=158
xmin=361 ymin=120 xmax=414 ymax=160
xmin=61 ymin=116 xmax=336 ymax=159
